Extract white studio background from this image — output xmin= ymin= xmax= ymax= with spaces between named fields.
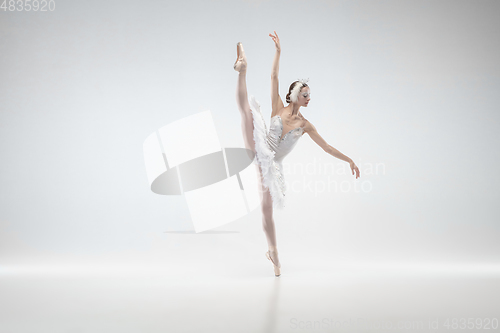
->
xmin=1 ymin=0 xmax=499 ymax=267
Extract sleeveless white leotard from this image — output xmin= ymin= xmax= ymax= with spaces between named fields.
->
xmin=249 ymin=95 xmax=305 ymax=209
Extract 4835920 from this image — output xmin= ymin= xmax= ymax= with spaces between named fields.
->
xmin=1 ymin=0 xmax=55 ymax=11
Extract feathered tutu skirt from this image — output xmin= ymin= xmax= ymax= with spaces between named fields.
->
xmin=248 ymin=95 xmax=286 ymax=209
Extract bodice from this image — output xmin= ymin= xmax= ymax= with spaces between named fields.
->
xmin=266 ymin=115 xmax=304 ymax=162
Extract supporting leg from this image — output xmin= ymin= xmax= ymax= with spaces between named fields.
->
xmin=260 ymin=181 xmax=281 ymax=268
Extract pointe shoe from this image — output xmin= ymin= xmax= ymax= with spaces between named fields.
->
xmin=233 ymin=42 xmax=247 ymax=72
xmin=266 ymin=250 xmax=281 ymax=277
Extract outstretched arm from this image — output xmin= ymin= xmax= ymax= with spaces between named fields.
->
xmin=269 ymin=31 xmax=284 ymax=117
xmin=304 ymin=120 xmax=361 ymax=179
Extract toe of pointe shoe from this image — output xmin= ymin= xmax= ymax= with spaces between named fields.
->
xmin=233 ymin=42 xmax=247 ymax=72
xmin=236 ymin=42 xmax=244 ymax=53
xmin=266 ymin=251 xmax=281 ymax=276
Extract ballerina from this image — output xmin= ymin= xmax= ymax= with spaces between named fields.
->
xmin=233 ymin=31 xmax=360 ymax=277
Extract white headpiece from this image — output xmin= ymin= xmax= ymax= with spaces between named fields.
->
xmin=289 ymin=78 xmax=310 ymax=103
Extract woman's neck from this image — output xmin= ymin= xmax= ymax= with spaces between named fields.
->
xmin=287 ymin=103 xmax=301 ymax=117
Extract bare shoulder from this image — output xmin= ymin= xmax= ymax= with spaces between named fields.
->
xmin=301 ymin=117 xmax=316 ymax=135
xmin=273 ymin=104 xmax=287 ymax=119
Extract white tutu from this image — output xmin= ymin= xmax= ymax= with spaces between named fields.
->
xmin=248 ymin=95 xmax=287 ymax=209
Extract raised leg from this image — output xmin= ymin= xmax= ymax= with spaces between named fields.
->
xmin=234 ymin=43 xmax=255 ymax=156
xmin=236 ymin=71 xmax=256 ymax=155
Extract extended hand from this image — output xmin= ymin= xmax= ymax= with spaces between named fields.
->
xmin=269 ymin=30 xmax=281 ymax=52
xmin=350 ymin=161 xmax=360 ymax=179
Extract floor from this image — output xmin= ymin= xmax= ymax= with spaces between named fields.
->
xmin=1 ymin=233 xmax=499 ymax=333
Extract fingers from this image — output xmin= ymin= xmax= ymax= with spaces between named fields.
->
xmin=269 ymin=34 xmax=278 ymax=45
xmin=351 ymin=165 xmax=360 ymax=178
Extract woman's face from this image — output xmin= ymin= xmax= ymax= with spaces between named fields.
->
xmin=298 ymin=87 xmax=311 ymax=107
